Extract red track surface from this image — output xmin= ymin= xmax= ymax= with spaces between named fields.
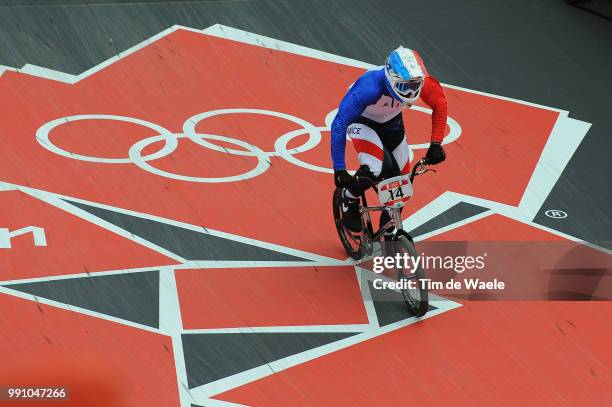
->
xmin=0 ymin=294 xmax=179 ymax=407
xmin=177 ymin=266 xmax=367 ymax=329
xmin=217 ymin=301 xmax=612 ymax=406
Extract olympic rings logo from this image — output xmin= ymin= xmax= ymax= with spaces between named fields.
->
xmin=35 ymin=107 xmax=461 ymax=183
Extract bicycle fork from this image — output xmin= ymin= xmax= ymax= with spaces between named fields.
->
xmin=380 ymin=208 xmax=403 ymax=240
xmin=361 ymin=206 xmax=403 ymax=242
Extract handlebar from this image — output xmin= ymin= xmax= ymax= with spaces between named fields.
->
xmin=342 ymin=157 xmax=436 ymax=190
xmin=409 ymin=157 xmax=436 ymax=183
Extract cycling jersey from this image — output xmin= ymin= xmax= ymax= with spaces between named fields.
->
xmin=331 ymin=67 xmax=447 ymax=170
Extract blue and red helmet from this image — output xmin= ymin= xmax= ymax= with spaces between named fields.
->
xmin=384 ymin=46 xmax=428 ymax=106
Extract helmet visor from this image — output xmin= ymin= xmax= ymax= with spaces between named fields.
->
xmin=395 ymin=80 xmax=422 ymax=96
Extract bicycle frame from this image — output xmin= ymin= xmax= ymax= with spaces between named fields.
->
xmin=358 ymin=158 xmax=434 ymax=246
xmin=359 ymin=197 xmax=402 ymax=241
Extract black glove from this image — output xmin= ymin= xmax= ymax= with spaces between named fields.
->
xmin=425 ymin=141 xmax=446 ymax=165
xmin=334 ymin=169 xmax=353 ymax=187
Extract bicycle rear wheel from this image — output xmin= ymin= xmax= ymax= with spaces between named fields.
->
xmin=333 ymin=187 xmax=362 ymax=260
xmin=395 ymin=235 xmax=429 ymax=317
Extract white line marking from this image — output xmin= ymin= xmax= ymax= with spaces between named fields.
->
xmin=198 ymin=399 xmax=250 ymax=407
xmin=20 ymin=63 xmax=78 ymax=83
xmin=0 ymin=183 xmax=16 ymax=192
xmin=0 ymin=265 xmax=163 ymax=286
xmin=517 ymin=116 xmax=591 ymax=220
xmin=159 ymin=266 xmax=193 ymax=407
xmin=183 ymin=325 xmax=369 ymax=334
xmin=175 ymin=260 xmax=348 ymax=269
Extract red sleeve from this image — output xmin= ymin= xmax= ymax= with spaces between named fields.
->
xmin=419 ymin=76 xmax=448 ymax=143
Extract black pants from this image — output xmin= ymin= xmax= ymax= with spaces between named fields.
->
xmin=349 ymin=114 xmax=406 ymax=194
xmin=350 ymin=115 xmax=406 ymax=234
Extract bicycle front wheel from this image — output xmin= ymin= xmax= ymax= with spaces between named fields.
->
xmin=395 ymin=235 xmax=429 ymax=317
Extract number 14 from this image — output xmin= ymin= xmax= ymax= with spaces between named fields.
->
xmin=388 ymin=187 xmax=404 ymax=200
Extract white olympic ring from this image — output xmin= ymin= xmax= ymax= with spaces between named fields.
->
xmin=35 ymin=108 xmax=462 ymax=183
xmin=36 ymin=115 xmax=178 ymax=164
xmin=129 ymin=133 xmax=270 ymax=183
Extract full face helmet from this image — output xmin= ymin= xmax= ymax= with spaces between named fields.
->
xmin=384 ymin=46 xmax=428 ymax=106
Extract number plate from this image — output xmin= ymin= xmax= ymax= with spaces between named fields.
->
xmin=378 ymin=175 xmax=413 ymax=207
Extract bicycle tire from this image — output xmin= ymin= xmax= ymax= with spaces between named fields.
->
xmin=395 ymin=235 xmax=429 ymax=317
xmin=333 ymin=187 xmax=362 ymax=260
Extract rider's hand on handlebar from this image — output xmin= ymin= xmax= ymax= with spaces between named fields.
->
xmin=334 ymin=169 xmax=353 ymax=187
xmin=425 ymin=141 xmax=446 ymax=165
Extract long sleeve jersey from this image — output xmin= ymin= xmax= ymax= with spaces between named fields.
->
xmin=330 ymin=67 xmax=447 ymax=170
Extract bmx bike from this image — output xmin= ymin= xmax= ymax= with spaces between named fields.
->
xmin=333 ymin=158 xmax=436 ymax=317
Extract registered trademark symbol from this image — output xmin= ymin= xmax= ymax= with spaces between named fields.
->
xmin=545 ymin=209 xmax=567 ymax=219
